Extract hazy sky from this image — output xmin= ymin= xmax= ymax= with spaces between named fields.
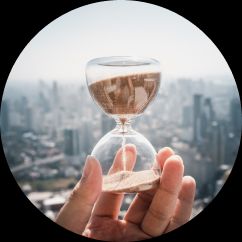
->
xmin=7 ymin=0 xmax=234 ymax=84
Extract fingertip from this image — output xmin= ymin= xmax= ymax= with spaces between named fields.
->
xmin=85 ymin=155 xmax=102 ymax=176
xmin=180 ymin=176 xmax=196 ymax=202
xmin=160 ymin=155 xmax=184 ymax=192
xmin=156 ymin=147 xmax=175 ymax=168
xmin=86 ymin=154 xmax=101 ymax=166
xmin=164 ymin=155 xmax=184 ymax=171
xmin=182 ymin=176 xmax=196 ymax=190
xmin=158 ymin=147 xmax=175 ymax=155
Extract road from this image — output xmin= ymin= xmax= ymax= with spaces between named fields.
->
xmin=11 ymin=154 xmax=65 ymax=173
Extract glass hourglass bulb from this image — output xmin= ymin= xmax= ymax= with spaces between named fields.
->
xmin=85 ymin=56 xmax=161 ymax=193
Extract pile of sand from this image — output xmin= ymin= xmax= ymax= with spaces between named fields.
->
xmin=103 ymin=169 xmax=160 ymax=193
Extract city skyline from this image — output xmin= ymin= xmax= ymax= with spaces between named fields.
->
xmin=6 ymin=1 xmax=234 ymax=85
xmin=1 ymin=74 xmax=241 ymax=220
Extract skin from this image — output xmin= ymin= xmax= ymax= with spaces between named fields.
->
xmin=56 ymin=146 xmax=196 ymax=241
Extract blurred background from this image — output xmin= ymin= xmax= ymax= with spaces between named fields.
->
xmin=0 ymin=1 xmax=241 ymax=220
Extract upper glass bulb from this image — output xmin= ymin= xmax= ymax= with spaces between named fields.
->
xmin=86 ymin=56 xmax=161 ymax=123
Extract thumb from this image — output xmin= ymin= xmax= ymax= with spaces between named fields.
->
xmin=56 ymin=155 xmax=102 ymax=234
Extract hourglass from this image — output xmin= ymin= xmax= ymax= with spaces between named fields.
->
xmin=85 ymin=56 xmax=161 ymax=193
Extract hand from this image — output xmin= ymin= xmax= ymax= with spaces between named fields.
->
xmin=56 ymin=146 xmax=196 ymax=241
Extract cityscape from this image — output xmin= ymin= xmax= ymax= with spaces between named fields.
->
xmin=1 ymin=76 xmax=241 ymax=220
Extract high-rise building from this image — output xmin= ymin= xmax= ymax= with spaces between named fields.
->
xmin=230 ymin=98 xmax=241 ymax=137
xmin=182 ymin=105 xmax=193 ymax=127
xmin=52 ymin=81 xmax=59 ymax=107
xmin=193 ymin=94 xmax=203 ymax=144
xmin=224 ymin=132 xmax=239 ymax=165
xmin=208 ymin=120 xmax=227 ymax=167
xmin=18 ymin=96 xmax=34 ymax=131
xmin=19 ymin=96 xmax=28 ymax=114
xmin=63 ymin=128 xmax=80 ymax=156
xmin=204 ymin=98 xmax=215 ymax=122
xmin=38 ymin=91 xmax=50 ymax=113
xmin=200 ymin=98 xmax=215 ymax=140
xmin=0 ymin=100 xmax=10 ymax=134
xmin=80 ymin=120 xmax=94 ymax=156
xmin=25 ymin=106 xmax=34 ymax=131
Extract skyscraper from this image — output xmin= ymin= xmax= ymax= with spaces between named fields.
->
xmin=230 ymin=98 xmax=241 ymax=137
xmin=209 ymin=120 xmax=227 ymax=167
xmin=38 ymin=91 xmax=50 ymax=113
xmin=25 ymin=106 xmax=34 ymax=131
xmin=52 ymin=81 xmax=59 ymax=108
xmin=193 ymin=94 xmax=203 ymax=144
xmin=200 ymin=97 xmax=215 ymax=140
xmin=204 ymin=98 xmax=215 ymax=122
xmin=182 ymin=105 xmax=192 ymax=127
xmin=0 ymin=100 xmax=10 ymax=134
xmin=64 ymin=128 xmax=80 ymax=156
xmin=80 ymin=120 xmax=94 ymax=156
xmin=224 ymin=132 xmax=238 ymax=165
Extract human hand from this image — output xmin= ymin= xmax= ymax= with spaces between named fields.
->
xmin=56 ymin=146 xmax=196 ymax=241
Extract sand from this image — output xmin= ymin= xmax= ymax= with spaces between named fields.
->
xmin=103 ymin=169 xmax=160 ymax=193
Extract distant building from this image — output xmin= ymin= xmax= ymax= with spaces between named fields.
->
xmin=191 ymin=154 xmax=216 ymax=196
xmin=210 ymin=121 xmax=220 ymax=166
xmin=193 ymin=94 xmax=203 ymax=144
xmin=182 ymin=105 xmax=192 ymax=127
xmin=38 ymin=91 xmax=50 ymax=113
xmin=230 ymin=98 xmax=241 ymax=137
xmin=64 ymin=128 xmax=80 ymax=156
xmin=80 ymin=120 xmax=94 ymax=155
xmin=200 ymin=97 xmax=215 ymax=139
xmin=52 ymin=81 xmax=59 ymax=107
xmin=224 ymin=132 xmax=239 ymax=165
xmin=0 ymin=100 xmax=10 ymax=134
xmin=25 ymin=106 xmax=34 ymax=131
xmin=204 ymin=97 xmax=215 ymax=122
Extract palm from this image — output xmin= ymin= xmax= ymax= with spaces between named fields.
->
xmin=84 ymin=216 xmax=150 ymax=241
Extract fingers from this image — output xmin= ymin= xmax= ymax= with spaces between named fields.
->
xmin=55 ymin=156 xmax=102 ymax=234
xmin=165 ymin=176 xmax=196 ymax=233
xmin=92 ymin=144 xmax=137 ymax=219
xmin=141 ymin=155 xmax=184 ymax=237
xmin=124 ymin=147 xmax=174 ymax=225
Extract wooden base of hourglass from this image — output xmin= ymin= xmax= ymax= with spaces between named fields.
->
xmin=103 ymin=169 xmax=160 ymax=193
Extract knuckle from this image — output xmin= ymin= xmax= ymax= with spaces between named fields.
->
xmin=170 ymin=216 xmax=186 ymax=227
xmin=68 ymin=182 xmax=83 ymax=202
xmin=148 ymin=206 xmax=170 ymax=222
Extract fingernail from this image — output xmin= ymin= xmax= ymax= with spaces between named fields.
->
xmin=82 ymin=155 xmax=95 ymax=178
